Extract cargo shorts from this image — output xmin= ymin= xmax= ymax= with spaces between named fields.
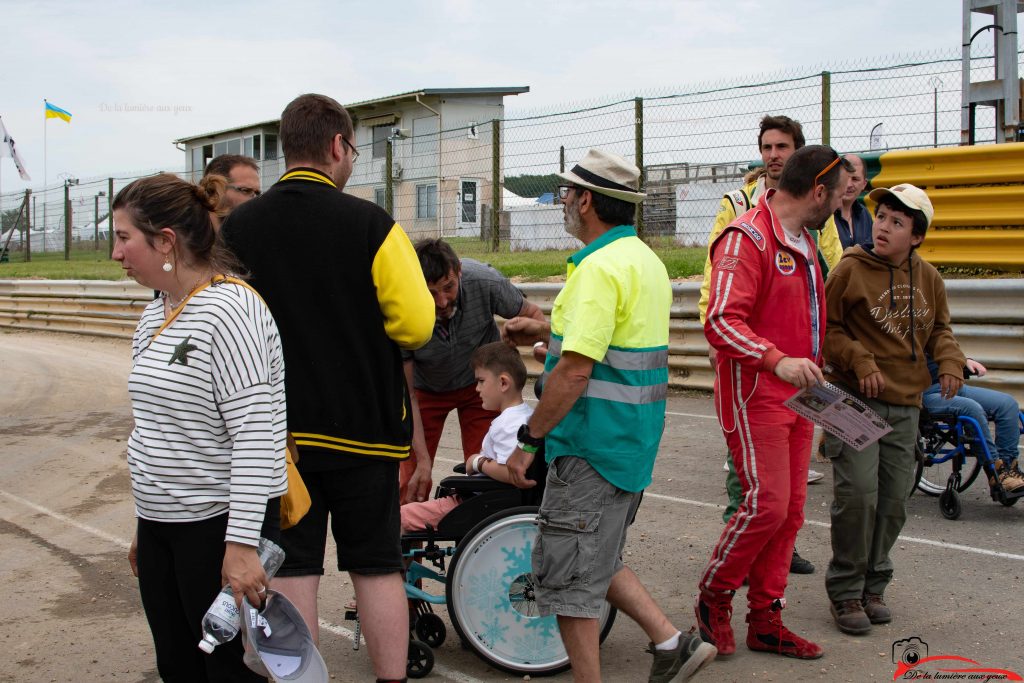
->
xmin=533 ymin=456 xmax=642 ymax=619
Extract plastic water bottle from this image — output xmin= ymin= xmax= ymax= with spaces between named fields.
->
xmin=198 ymin=537 xmax=286 ymax=653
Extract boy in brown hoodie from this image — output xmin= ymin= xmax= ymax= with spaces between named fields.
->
xmin=821 ymin=183 xmax=965 ymax=635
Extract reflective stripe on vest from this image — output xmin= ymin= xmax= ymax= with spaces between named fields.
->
xmin=546 ymin=335 xmax=668 ymax=405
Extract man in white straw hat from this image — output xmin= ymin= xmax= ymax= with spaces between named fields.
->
xmin=505 ymin=149 xmax=716 ymax=682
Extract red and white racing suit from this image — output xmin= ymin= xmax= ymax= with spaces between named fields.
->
xmin=700 ymin=189 xmax=825 ymax=610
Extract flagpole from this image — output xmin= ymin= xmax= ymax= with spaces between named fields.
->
xmin=43 ymin=99 xmax=47 ymax=234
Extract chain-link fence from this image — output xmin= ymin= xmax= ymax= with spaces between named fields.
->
xmin=0 ymin=45 xmax=1017 ymax=262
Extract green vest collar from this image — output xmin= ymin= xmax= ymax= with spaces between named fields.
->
xmin=567 ymin=225 xmax=637 ymax=271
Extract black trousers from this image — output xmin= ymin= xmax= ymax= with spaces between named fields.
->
xmin=136 ymin=503 xmax=279 ymax=683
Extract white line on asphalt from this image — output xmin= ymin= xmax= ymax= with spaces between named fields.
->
xmin=317 ymin=620 xmax=484 ymax=683
xmin=436 ymin=459 xmax=1024 ymax=562
xmin=0 ymin=488 xmax=488 ymax=683
xmin=665 ymin=410 xmax=717 ymax=420
xmin=0 ymin=490 xmax=131 ymax=549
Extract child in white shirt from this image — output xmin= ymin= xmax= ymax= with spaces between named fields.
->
xmin=400 ymin=342 xmax=533 ymax=532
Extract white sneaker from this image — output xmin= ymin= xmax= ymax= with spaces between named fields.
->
xmin=807 ymin=469 xmax=825 ymax=484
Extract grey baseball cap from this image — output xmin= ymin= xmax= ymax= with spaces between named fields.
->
xmin=241 ymin=590 xmax=328 ymax=682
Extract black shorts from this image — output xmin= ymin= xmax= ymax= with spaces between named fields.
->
xmin=276 ymin=459 xmax=403 ymax=576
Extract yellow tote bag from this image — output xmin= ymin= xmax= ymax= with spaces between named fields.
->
xmin=281 ymin=433 xmax=311 ymax=530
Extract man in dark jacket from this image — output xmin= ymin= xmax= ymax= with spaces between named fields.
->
xmin=221 ymin=93 xmax=433 ymax=683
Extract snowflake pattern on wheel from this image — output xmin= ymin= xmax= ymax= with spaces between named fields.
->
xmin=464 ymin=566 xmax=505 ymax=613
xmin=477 ymin=616 xmax=510 ymax=648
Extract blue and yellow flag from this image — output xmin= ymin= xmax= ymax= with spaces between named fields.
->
xmin=45 ymin=101 xmax=72 ymax=123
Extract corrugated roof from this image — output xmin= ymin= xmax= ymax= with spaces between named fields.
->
xmin=174 ymin=87 xmax=529 ymax=143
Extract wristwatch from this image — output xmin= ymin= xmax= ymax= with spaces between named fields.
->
xmin=517 ymin=423 xmax=544 ymax=449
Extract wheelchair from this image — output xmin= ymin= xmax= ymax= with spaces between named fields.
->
xmin=913 ymin=404 xmax=1024 ymax=520
xmin=346 ymin=452 xmax=617 ymax=678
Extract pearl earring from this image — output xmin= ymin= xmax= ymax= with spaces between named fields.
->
xmin=162 ymin=258 xmax=173 ymax=273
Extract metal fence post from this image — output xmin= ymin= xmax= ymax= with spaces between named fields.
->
xmin=559 ymin=145 xmax=565 ymax=173
xmin=821 ymin=71 xmax=831 ymax=146
xmin=385 ymin=138 xmax=394 ymax=215
xmin=491 ymin=118 xmax=500 ymax=252
xmin=635 ymin=97 xmax=645 ymax=238
xmin=64 ymin=181 xmax=71 ymax=261
xmin=107 ymin=178 xmax=114 ymax=259
xmin=24 ymin=190 xmax=31 ymax=262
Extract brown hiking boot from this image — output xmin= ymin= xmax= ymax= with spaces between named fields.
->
xmin=993 ymin=459 xmax=1024 ymax=493
xmin=830 ymin=599 xmax=871 ymax=635
xmin=862 ymin=593 xmax=892 ymax=624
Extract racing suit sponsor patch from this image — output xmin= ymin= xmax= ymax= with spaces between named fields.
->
xmin=718 ymin=256 xmax=740 ymax=271
xmin=775 ymin=250 xmax=796 ymax=275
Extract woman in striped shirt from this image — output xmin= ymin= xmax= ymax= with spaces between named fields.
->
xmin=113 ymin=173 xmax=287 ymax=682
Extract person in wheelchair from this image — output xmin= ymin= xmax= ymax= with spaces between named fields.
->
xmin=922 ymin=356 xmax=1024 ymax=493
xmin=400 ymin=342 xmax=533 ymax=532
xmin=822 ymin=183 xmax=966 ymax=636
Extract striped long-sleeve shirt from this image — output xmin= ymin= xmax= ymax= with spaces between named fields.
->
xmin=127 ymin=281 xmax=288 ymax=546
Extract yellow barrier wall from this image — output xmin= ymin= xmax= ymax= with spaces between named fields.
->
xmin=865 ymin=143 xmax=1024 ymax=269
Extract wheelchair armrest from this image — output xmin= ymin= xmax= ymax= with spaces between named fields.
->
xmin=452 ymin=462 xmax=467 ymax=474
xmin=439 ymin=474 xmax=514 ymax=494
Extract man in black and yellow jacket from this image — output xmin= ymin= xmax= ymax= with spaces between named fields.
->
xmin=222 ymin=93 xmax=433 ymax=683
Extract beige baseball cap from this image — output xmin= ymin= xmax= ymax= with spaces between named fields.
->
xmin=867 ymin=183 xmax=934 ymax=228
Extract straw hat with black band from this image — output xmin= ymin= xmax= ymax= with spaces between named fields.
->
xmin=557 ymin=149 xmax=646 ymax=204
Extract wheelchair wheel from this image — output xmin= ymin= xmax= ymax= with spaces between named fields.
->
xmin=939 ymin=488 xmax=962 ymax=520
xmin=406 ymin=638 xmax=434 ymax=679
xmin=1001 ymin=496 xmax=1019 ymax=507
xmin=915 ymin=449 xmax=981 ymax=496
xmin=446 ymin=506 xmax=617 ymax=676
xmin=414 ymin=612 xmax=446 ymax=648
xmin=908 ymin=444 xmax=925 ymax=497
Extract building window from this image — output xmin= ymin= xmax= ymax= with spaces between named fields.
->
xmin=412 ymin=116 xmax=439 ymax=156
xmin=416 ymin=184 xmax=437 ymax=219
xmin=264 ymin=134 xmax=278 ymax=160
xmin=374 ymin=187 xmax=386 ymax=207
xmin=244 ymin=135 xmax=262 ymax=160
xmin=373 ymin=125 xmax=391 ymax=159
xmin=191 ymin=144 xmax=214 ymax=174
xmin=214 ymin=138 xmax=241 ymax=157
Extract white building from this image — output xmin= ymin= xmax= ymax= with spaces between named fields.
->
xmin=175 ymin=87 xmax=529 ymax=239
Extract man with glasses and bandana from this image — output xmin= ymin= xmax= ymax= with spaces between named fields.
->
xmin=203 ymin=154 xmax=262 ymax=213
xmin=695 ymin=146 xmax=852 ymax=662
xmin=505 ymin=149 xmax=717 ymax=682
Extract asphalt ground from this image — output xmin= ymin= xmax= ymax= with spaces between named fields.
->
xmin=0 ymin=330 xmax=1021 ymax=682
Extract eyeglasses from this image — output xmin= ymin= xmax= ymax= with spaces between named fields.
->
xmin=813 ymin=155 xmax=842 ymax=187
xmin=227 ymin=185 xmax=261 ymax=197
xmin=557 ymin=185 xmax=582 ymax=201
xmin=340 ymin=135 xmax=360 ymax=160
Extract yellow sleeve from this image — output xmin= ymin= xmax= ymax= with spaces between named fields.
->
xmin=371 ymin=224 xmax=435 ymax=350
xmin=819 ymin=216 xmax=843 ymax=273
xmin=699 ymin=196 xmax=737 ymax=324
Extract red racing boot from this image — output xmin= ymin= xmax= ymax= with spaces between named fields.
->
xmin=746 ymin=599 xmax=823 ymax=659
xmin=694 ymin=588 xmax=735 ymax=656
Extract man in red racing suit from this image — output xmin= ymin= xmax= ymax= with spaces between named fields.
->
xmin=696 ymin=145 xmax=852 ymax=662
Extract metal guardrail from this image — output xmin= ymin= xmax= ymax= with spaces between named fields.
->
xmin=1 ymin=279 xmax=1022 ymax=400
